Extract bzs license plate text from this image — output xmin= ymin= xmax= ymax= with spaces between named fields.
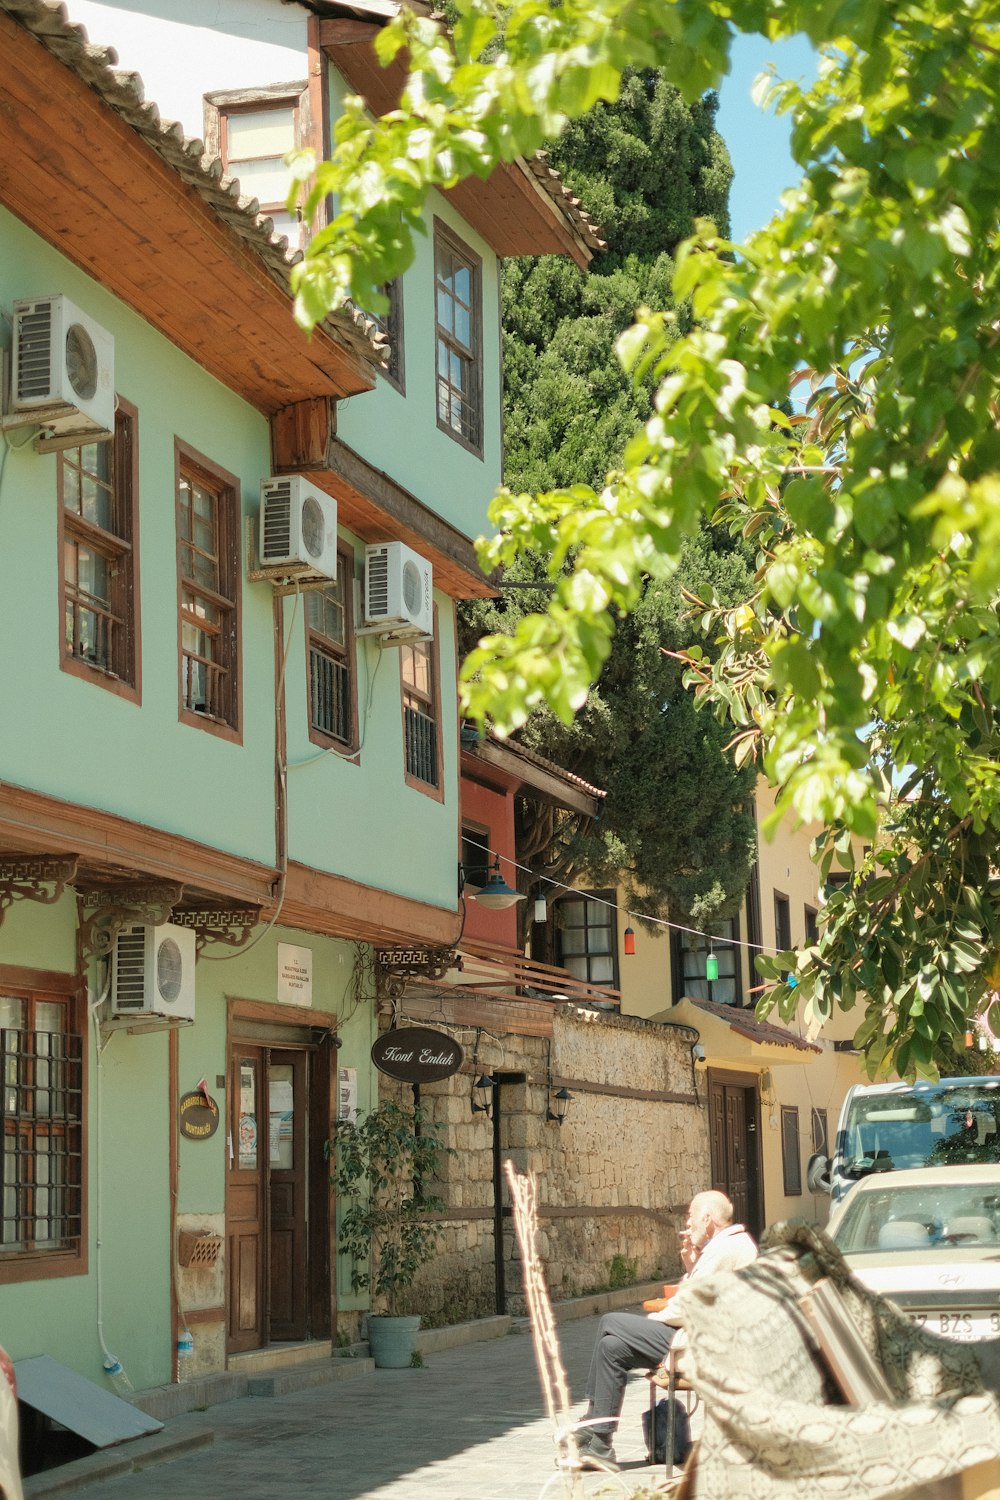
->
xmin=911 ymin=1312 xmax=1000 ymax=1341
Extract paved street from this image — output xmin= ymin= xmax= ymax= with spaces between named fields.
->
xmin=53 ymin=1309 xmax=682 ymax=1500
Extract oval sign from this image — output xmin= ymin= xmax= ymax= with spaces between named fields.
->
xmin=178 ymin=1090 xmax=220 ymax=1141
xmin=371 ymin=1026 xmax=464 ymax=1083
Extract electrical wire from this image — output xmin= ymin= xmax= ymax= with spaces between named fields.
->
xmin=472 ymin=841 xmax=787 ymax=960
xmin=90 ymin=967 xmax=133 ymax=1392
xmin=199 ymin=585 xmax=300 ymax=961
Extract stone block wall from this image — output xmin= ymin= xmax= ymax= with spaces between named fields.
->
xmin=373 ymin=1006 xmax=710 ymax=1323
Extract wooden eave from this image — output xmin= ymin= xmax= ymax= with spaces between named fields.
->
xmin=462 ymin=738 xmax=604 ymax=817
xmin=318 ymin=17 xmax=600 ymax=269
xmin=0 ymin=7 xmax=378 ymax=414
xmin=271 ymin=403 xmax=494 ymax=597
xmin=0 ymin=781 xmax=461 ymax=948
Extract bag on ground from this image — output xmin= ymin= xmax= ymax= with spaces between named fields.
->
xmin=641 ymin=1395 xmax=692 ymax=1466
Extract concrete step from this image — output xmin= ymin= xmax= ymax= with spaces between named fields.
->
xmin=131 ymin=1371 xmax=248 ymax=1422
xmin=248 ymin=1354 xmax=374 ymax=1397
xmin=228 ymin=1339 xmax=332 ymax=1376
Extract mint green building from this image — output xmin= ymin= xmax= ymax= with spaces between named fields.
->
xmin=0 ymin=0 xmax=596 ymax=1422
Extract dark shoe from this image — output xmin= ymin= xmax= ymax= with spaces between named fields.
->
xmin=576 ymin=1430 xmax=618 ymax=1470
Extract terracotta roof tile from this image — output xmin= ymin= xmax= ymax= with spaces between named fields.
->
xmin=1 ymin=0 xmax=385 ymax=370
xmin=688 ymin=996 xmax=821 ymax=1053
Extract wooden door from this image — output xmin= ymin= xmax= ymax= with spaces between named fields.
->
xmin=267 ymin=1050 xmax=308 ymax=1342
xmin=708 ymin=1070 xmax=763 ymax=1238
xmin=227 ymin=1045 xmax=266 ymax=1353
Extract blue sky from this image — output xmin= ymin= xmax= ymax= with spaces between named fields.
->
xmin=716 ymin=34 xmax=817 ymax=243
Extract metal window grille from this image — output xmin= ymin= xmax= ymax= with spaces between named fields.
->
xmin=404 ymin=702 xmax=438 ymax=786
xmin=309 ymin=645 xmax=350 ymax=743
xmin=1 ymin=1027 xmax=83 ymax=1254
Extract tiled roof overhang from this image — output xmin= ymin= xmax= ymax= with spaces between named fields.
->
xmin=313 ymin=6 xmax=606 ymax=268
xmin=0 ymin=0 xmax=381 ymax=413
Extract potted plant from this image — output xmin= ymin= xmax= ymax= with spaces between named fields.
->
xmin=331 ymin=1099 xmax=453 ymax=1367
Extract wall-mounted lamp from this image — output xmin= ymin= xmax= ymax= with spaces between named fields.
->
xmin=546 ymin=1087 xmax=572 ymax=1126
xmin=623 ymin=926 xmax=636 ymax=956
xmin=691 ymin=1042 xmax=707 ymax=1067
xmin=472 ymin=1072 xmax=496 ymax=1116
xmin=459 ymin=858 xmax=525 ymax=911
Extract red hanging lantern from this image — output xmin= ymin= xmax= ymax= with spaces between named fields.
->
xmin=623 ymin=926 xmax=636 ymax=956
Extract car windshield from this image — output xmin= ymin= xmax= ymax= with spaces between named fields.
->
xmin=841 ymin=1083 xmax=1000 ymax=1182
xmin=832 ymin=1180 xmax=1000 ymax=1255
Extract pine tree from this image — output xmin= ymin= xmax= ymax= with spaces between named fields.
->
xmin=464 ymin=73 xmax=757 ymax=944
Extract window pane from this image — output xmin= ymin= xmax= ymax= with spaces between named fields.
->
xmin=269 ymin=1064 xmax=295 ymax=1171
xmin=0 ymin=998 xmax=25 ymax=1031
xmin=239 ymin=1060 xmax=258 ymax=1170
xmin=226 ymin=155 xmax=294 ymax=205
xmin=227 ymin=107 xmax=295 ymax=159
xmin=590 ymin=956 xmax=614 ymax=984
xmin=2 ymin=1135 xmax=23 ymax=1248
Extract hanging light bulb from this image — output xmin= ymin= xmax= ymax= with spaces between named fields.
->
xmin=623 ymin=926 xmax=636 ymax=956
xmin=533 ymin=894 xmax=547 ymax=924
xmin=705 ymin=949 xmax=719 ymax=982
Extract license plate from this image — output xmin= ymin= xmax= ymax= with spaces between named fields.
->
xmin=910 ymin=1311 xmax=1000 ymax=1341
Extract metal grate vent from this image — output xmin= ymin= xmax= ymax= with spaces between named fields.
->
xmin=114 ymin=926 xmax=148 ymax=1012
xmin=16 ymin=302 xmax=55 ymax=402
xmin=367 ymin=548 xmax=389 ymax=617
xmin=402 ymin=560 xmax=423 ymax=617
xmin=156 ymin=937 xmax=184 ymax=1003
xmin=262 ymin=482 xmax=293 ymax=560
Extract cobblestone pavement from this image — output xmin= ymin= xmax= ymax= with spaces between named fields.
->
xmin=61 ymin=1309 xmax=687 ymax=1500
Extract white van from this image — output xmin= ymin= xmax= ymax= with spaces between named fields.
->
xmin=807 ymin=1076 xmax=1000 ymax=1208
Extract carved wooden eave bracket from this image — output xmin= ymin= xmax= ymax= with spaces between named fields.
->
xmin=374 ymin=945 xmax=462 ymax=1000
xmin=75 ymin=881 xmax=263 ymax=964
xmin=76 ymin=882 xmax=185 ymax=964
xmin=171 ymin=906 xmax=261 ymax=958
xmin=0 ymin=853 xmax=80 ymax=927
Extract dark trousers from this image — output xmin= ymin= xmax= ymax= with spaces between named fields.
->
xmin=585 ymin=1312 xmax=676 ymax=1437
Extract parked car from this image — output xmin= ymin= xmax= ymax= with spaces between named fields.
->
xmin=807 ymin=1077 xmax=1000 ymax=1207
xmin=827 ymin=1164 xmax=1000 ymax=1342
xmin=0 ymin=1347 xmax=23 ymax=1500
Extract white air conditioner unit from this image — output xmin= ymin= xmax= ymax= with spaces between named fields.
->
xmin=8 ymin=295 xmax=115 ymax=437
xmin=259 ymin=476 xmax=338 ymax=581
xmin=364 ymin=541 xmax=433 ymax=637
xmin=111 ymin=922 xmax=196 ymax=1023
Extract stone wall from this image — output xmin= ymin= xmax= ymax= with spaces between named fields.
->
xmin=374 ymin=1005 xmax=710 ymax=1323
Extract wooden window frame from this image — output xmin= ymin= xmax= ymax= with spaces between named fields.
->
xmin=0 ymin=965 xmax=86 ymax=1284
xmin=305 ymin=543 xmax=359 ymax=757
xmin=555 ymin=889 xmax=619 ymax=989
xmin=175 ymin=440 xmax=242 ymax=744
xmin=400 ymin=606 xmax=443 ymax=800
xmin=671 ymin=915 xmax=744 ymax=1006
xmin=460 ymin=825 xmax=492 ymax=894
xmin=57 ymin=398 xmax=141 ymax=702
xmin=204 ymin=83 xmax=311 ymax=249
xmin=433 ymin=220 xmax=483 ymax=457
xmin=774 ymin=890 xmax=792 ymax=952
xmin=374 ymin=279 xmax=405 ymax=394
xmin=781 ymin=1104 xmax=802 ymax=1196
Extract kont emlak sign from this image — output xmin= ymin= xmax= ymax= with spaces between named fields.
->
xmin=371 ymin=1026 xmax=464 ymax=1083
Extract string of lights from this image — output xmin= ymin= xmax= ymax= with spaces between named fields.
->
xmin=477 ymin=844 xmax=798 ymax=961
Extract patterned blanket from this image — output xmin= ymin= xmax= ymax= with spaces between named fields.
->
xmin=674 ymin=1222 xmax=1000 ymax=1499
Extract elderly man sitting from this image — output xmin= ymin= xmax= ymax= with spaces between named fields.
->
xmin=576 ymin=1189 xmax=757 ymax=1468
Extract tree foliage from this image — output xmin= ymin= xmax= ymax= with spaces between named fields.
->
xmin=471 ymin=72 xmax=754 ymax=935
xmin=292 ymin=0 xmax=1000 ymax=1078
